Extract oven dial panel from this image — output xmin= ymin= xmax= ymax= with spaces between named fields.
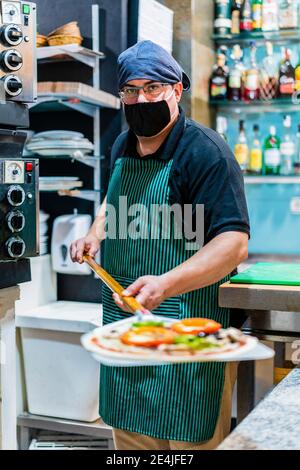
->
xmin=4 ymin=159 xmax=24 ymax=183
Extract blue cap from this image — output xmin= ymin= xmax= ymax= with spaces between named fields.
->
xmin=118 ymin=40 xmax=191 ymax=91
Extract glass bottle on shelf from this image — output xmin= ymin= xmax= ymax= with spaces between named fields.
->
xmin=244 ymin=42 xmax=260 ymax=101
xmin=259 ymin=41 xmax=279 ymax=101
xmin=262 ymin=0 xmax=279 ymax=32
xmin=295 ymin=52 xmax=300 ymax=93
xmin=214 ymin=0 xmax=232 ymax=35
xmin=209 ymin=48 xmax=229 ymax=100
xmin=231 ymin=0 xmax=243 ymax=34
xmin=263 ymin=126 xmax=281 ymax=175
xmin=216 ymin=116 xmax=228 ymax=142
xmin=228 ymin=44 xmax=244 ymax=101
xmin=279 ymin=48 xmax=295 ymax=98
xmin=240 ymin=0 xmax=253 ymax=32
xmin=249 ymin=124 xmax=262 ymax=174
xmin=279 ymin=0 xmax=298 ymax=30
xmin=294 ymin=124 xmax=300 ymax=174
xmin=280 ymin=115 xmax=296 ymax=175
xmin=252 ymin=0 xmax=263 ymax=32
xmin=234 ymin=120 xmax=249 ymax=172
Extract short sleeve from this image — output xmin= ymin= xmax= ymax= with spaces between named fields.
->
xmin=201 ymin=155 xmax=250 ymax=242
xmin=110 ymin=131 xmax=129 ymax=175
xmin=177 ymin=137 xmax=250 ymax=244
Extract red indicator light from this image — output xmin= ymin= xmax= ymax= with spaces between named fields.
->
xmin=26 ymin=162 xmax=33 ymax=171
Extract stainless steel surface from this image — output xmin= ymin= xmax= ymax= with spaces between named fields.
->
xmin=0 ymin=1 xmax=37 ymax=103
xmin=243 ymin=310 xmax=300 ymax=333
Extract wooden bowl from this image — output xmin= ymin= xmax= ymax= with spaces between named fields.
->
xmin=48 ymin=21 xmax=81 ymax=37
xmin=47 ymin=35 xmax=83 ymax=47
xmin=36 ymin=34 xmax=48 ymax=47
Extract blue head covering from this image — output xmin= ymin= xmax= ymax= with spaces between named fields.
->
xmin=118 ymin=40 xmax=191 ymax=91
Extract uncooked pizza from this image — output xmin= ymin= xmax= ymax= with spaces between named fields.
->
xmin=88 ymin=317 xmax=251 ymax=360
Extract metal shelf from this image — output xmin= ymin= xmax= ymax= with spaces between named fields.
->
xmin=212 ymin=28 xmax=300 ymax=46
xmin=39 ymin=188 xmax=101 ymax=202
xmin=244 ymin=176 xmax=300 ymax=184
xmin=30 ymin=153 xmax=104 ymax=169
xmin=210 ymin=98 xmax=300 ymax=115
xmin=37 ymin=44 xmax=105 ymax=68
xmin=29 ymin=91 xmax=120 ymax=117
xmin=57 ymin=189 xmax=102 ymax=202
xmin=18 ymin=413 xmax=113 ymax=450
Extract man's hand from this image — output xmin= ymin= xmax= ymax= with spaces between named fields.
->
xmin=112 ymin=275 xmax=169 ymax=312
xmin=70 ymin=233 xmax=100 ymax=264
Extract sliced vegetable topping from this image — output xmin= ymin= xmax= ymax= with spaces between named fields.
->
xmin=171 ymin=318 xmax=221 ymax=335
xmin=174 ymin=335 xmax=221 ymax=350
xmin=120 ymin=326 xmax=177 ymax=348
xmin=132 ymin=320 xmax=165 ymax=328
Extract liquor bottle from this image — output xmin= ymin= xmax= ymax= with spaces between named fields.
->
xmin=294 ymin=124 xmax=300 ymax=174
xmin=231 ymin=0 xmax=243 ymax=34
xmin=262 ymin=0 xmax=279 ymax=31
xmin=244 ymin=42 xmax=260 ymax=101
xmin=279 ymin=0 xmax=298 ymax=30
xmin=240 ymin=0 xmax=253 ymax=32
xmin=228 ymin=45 xmax=244 ymax=101
xmin=259 ymin=42 xmax=279 ymax=101
xmin=263 ymin=126 xmax=281 ymax=175
xmin=249 ymin=124 xmax=262 ymax=174
xmin=252 ymin=0 xmax=263 ymax=31
xmin=214 ymin=0 xmax=232 ymax=35
xmin=297 ymin=124 xmax=300 ymax=162
xmin=209 ymin=49 xmax=229 ymax=100
xmin=295 ymin=52 xmax=300 ymax=92
xmin=234 ymin=120 xmax=249 ymax=172
xmin=216 ymin=116 xmax=228 ymax=141
xmin=280 ymin=115 xmax=296 ymax=175
xmin=279 ymin=48 xmax=295 ymax=97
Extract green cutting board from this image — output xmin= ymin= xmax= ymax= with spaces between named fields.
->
xmin=230 ymin=262 xmax=300 ymax=286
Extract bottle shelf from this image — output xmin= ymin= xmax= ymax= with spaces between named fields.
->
xmin=210 ymin=97 xmax=300 ymax=114
xmin=212 ymin=28 xmax=300 ymax=46
xmin=244 ymin=175 xmax=300 ymax=184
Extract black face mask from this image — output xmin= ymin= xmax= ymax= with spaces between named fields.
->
xmin=124 ymin=100 xmax=171 ymax=137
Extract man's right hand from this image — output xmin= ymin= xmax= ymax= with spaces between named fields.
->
xmin=70 ymin=233 xmax=100 ymax=264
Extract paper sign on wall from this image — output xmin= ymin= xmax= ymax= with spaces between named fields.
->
xmin=138 ymin=0 xmax=174 ymax=54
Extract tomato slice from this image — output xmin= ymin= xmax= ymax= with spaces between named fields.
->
xmin=171 ymin=318 xmax=221 ymax=335
xmin=120 ymin=326 xmax=177 ymax=348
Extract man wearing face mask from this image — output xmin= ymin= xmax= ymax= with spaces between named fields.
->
xmin=71 ymin=40 xmax=250 ymax=450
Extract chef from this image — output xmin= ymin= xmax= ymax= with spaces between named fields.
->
xmin=71 ymin=40 xmax=250 ymax=450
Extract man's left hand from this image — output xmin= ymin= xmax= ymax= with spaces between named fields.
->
xmin=112 ymin=275 xmax=169 ymax=312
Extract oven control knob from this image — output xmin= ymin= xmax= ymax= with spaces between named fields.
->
xmin=1 ymin=49 xmax=23 ymax=72
xmin=7 ymin=185 xmax=25 ymax=206
xmin=6 ymin=236 xmax=26 ymax=258
xmin=6 ymin=210 xmax=25 ymax=232
xmin=3 ymin=74 xmax=22 ymax=96
xmin=0 ymin=25 xmax=23 ymax=46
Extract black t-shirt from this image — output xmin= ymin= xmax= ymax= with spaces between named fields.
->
xmin=110 ymin=108 xmax=250 ymax=245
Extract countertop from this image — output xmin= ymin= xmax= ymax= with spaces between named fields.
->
xmin=218 ymin=368 xmax=300 ymax=450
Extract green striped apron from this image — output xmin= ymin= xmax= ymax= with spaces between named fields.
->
xmin=99 ymin=156 xmax=231 ymax=442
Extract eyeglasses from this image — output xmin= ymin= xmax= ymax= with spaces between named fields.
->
xmin=119 ymin=82 xmax=172 ymax=104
